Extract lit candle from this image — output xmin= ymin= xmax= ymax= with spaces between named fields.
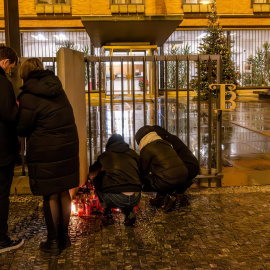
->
xmin=78 ymin=203 xmax=84 ymax=217
xmin=85 ymin=202 xmax=91 ymax=216
xmin=71 ymin=199 xmax=77 ymax=215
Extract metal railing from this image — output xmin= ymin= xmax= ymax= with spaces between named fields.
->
xmin=85 ymin=54 xmax=223 ymax=185
xmin=19 ymin=55 xmax=223 ymax=185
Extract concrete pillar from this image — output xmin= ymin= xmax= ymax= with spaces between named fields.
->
xmin=57 ymin=48 xmax=88 ymax=189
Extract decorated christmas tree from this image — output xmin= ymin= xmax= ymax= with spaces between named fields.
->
xmin=191 ymin=0 xmax=238 ymax=100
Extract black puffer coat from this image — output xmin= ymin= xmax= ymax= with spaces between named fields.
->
xmin=152 ymin=125 xmax=199 ymax=181
xmin=89 ymin=134 xmax=141 ymax=193
xmin=135 ymin=127 xmax=188 ymax=191
xmin=0 ymin=67 xmax=19 ymax=167
xmin=17 ymin=70 xmax=79 ymax=196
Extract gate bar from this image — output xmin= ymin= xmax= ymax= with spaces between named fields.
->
xmin=98 ymin=58 xmax=103 ymax=153
xmin=132 ymin=57 xmax=136 ymax=149
xmin=86 ymin=59 xmax=93 ymax=165
xmin=143 ymin=56 xmax=146 ymax=126
xmin=176 ymin=58 xmax=179 ymax=137
xmin=208 ymin=60 xmax=213 ymax=185
xmin=154 ymin=56 xmax=158 ymax=125
xmin=121 ymin=57 xmax=124 ymax=138
xmin=187 ymin=57 xmax=190 ymax=148
xmin=165 ymin=57 xmax=168 ymax=130
xmin=110 ymin=58 xmax=113 ymax=134
xmin=197 ymin=56 xmax=201 ymax=167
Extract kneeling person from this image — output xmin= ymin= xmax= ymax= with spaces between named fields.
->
xmin=89 ymin=134 xmax=141 ymax=226
xmin=135 ymin=126 xmax=192 ymax=212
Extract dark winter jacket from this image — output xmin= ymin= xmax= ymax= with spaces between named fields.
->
xmin=0 ymin=66 xmax=19 ymax=167
xmin=17 ymin=70 xmax=79 ymax=196
xmin=152 ymin=125 xmax=199 ymax=181
xmin=135 ymin=126 xmax=189 ymax=191
xmin=89 ymin=134 xmax=141 ymax=193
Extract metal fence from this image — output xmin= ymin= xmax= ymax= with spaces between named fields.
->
xmin=18 ymin=55 xmax=223 ymax=185
xmin=85 ymin=54 xmax=223 ymax=184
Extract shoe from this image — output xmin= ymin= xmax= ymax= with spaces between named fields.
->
xmin=0 ymin=238 xmax=24 ymax=254
xmin=161 ymin=194 xmax=171 ymax=208
xmin=162 ymin=195 xmax=176 ymax=213
xmin=176 ymin=194 xmax=190 ymax=207
xmin=149 ymin=195 xmax=165 ymax=207
xmin=59 ymin=235 xmax=71 ymax=251
xmin=102 ymin=214 xmax=114 ymax=225
xmin=40 ymin=240 xmax=60 ymax=255
xmin=124 ymin=212 xmax=136 ymax=226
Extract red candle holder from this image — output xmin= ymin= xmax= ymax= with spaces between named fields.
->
xmin=77 ymin=203 xmax=84 ymax=217
xmin=85 ymin=202 xmax=91 ymax=216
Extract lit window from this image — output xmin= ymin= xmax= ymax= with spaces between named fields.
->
xmin=37 ymin=0 xmax=68 ymax=4
xmin=112 ymin=0 xmax=143 ymax=4
xmin=55 ymin=0 xmax=67 ymax=3
xmin=184 ymin=0 xmax=211 ymax=3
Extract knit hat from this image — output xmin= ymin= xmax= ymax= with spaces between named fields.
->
xmin=106 ymin=134 xmax=125 ymax=150
xmin=135 ymin=125 xmax=155 ymax=145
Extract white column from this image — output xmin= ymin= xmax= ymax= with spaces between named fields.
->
xmin=57 ymin=48 xmax=88 ymax=191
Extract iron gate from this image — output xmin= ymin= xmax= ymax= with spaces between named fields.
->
xmin=85 ymin=54 xmax=223 ymax=183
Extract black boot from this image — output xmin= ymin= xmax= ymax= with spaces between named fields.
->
xmin=42 ymin=196 xmax=61 ymax=255
xmin=123 ymin=208 xmax=136 ymax=226
xmin=149 ymin=194 xmax=165 ymax=207
xmin=58 ymin=233 xmax=71 ymax=251
xmin=102 ymin=208 xmax=114 ymax=225
xmin=40 ymin=239 xmax=60 ymax=255
xmin=162 ymin=195 xmax=177 ymax=213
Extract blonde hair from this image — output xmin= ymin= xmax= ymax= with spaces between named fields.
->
xmin=20 ymin=58 xmax=44 ymax=82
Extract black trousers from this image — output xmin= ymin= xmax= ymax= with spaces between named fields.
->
xmin=0 ymin=163 xmax=14 ymax=243
xmin=142 ymin=174 xmax=192 ymax=196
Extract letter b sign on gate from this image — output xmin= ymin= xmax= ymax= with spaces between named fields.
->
xmin=209 ymin=84 xmax=237 ymax=111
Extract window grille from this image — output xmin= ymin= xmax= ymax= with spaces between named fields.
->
xmin=253 ymin=0 xmax=270 ymax=4
xmin=184 ymin=0 xmax=211 ymax=3
xmin=111 ymin=0 xmax=143 ymax=4
xmin=37 ymin=0 xmax=70 ymax=4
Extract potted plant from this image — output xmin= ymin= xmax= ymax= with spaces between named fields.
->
xmin=138 ymin=78 xmax=149 ymax=91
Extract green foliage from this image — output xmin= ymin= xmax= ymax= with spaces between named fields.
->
xmin=247 ymin=42 xmax=270 ymax=87
xmin=165 ymin=44 xmax=192 ymax=89
xmin=191 ymin=0 xmax=238 ymax=100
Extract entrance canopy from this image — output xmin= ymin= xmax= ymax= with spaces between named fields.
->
xmin=81 ymin=15 xmax=183 ymax=47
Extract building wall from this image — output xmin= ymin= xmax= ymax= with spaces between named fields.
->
xmin=18 ymin=0 xmax=36 ymax=15
xmin=0 ymin=0 xmax=268 ymax=30
xmin=0 ymin=1 xmax=3 ymax=16
xmin=0 ymin=0 xmax=256 ymax=17
xmin=145 ymin=0 xmax=183 ymax=15
xmin=216 ymin=0 xmax=253 ymax=14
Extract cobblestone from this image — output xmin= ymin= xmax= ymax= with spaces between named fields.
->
xmin=1 ymin=187 xmax=270 ymax=269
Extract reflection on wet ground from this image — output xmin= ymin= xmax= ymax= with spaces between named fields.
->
xmin=87 ymin=96 xmax=270 ymax=187
xmin=222 ymin=97 xmax=270 ymax=187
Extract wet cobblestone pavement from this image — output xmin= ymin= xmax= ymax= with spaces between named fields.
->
xmin=2 ymin=187 xmax=270 ymax=270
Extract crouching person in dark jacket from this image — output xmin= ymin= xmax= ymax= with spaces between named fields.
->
xmin=135 ymin=125 xmax=199 ymax=212
xmin=17 ymin=58 xmax=79 ymax=255
xmin=89 ymin=134 xmax=141 ymax=226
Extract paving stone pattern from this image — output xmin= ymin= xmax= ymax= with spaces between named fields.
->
xmin=1 ymin=187 xmax=270 ymax=270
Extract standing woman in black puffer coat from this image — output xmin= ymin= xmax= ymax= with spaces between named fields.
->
xmin=17 ymin=58 xmax=79 ymax=255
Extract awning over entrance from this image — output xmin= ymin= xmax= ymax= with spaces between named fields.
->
xmin=81 ymin=15 xmax=183 ymax=47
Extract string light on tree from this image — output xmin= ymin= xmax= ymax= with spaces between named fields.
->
xmin=191 ymin=0 xmax=238 ymax=100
